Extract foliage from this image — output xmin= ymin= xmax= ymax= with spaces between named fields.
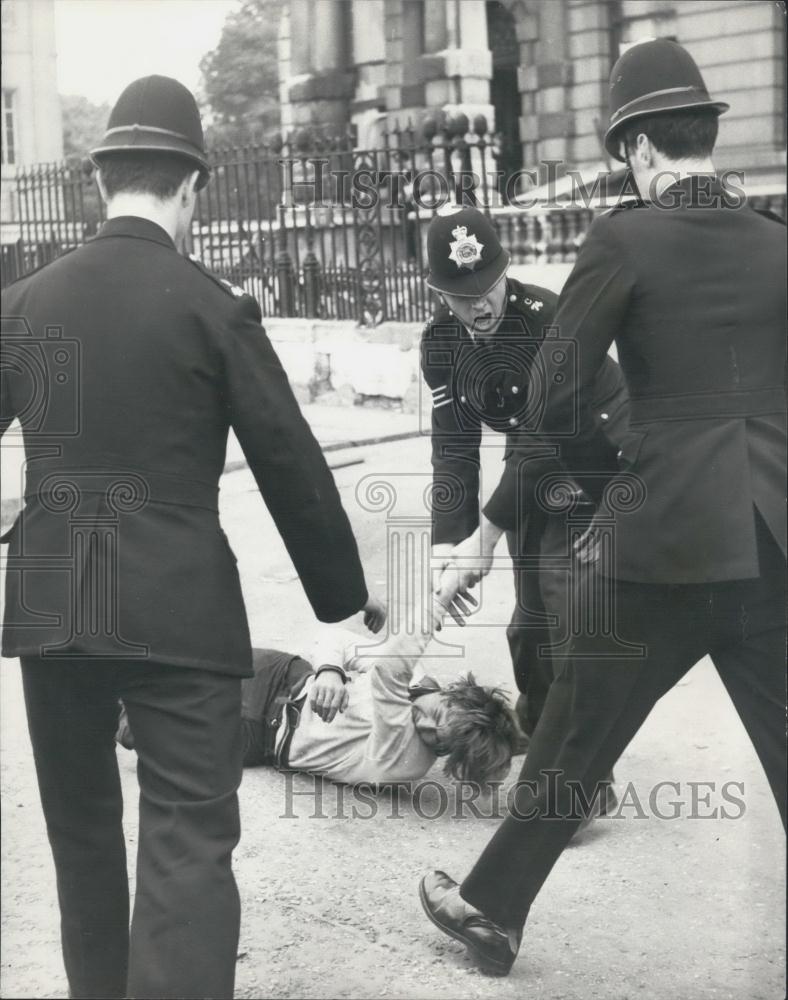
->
xmin=199 ymin=0 xmax=283 ymax=147
xmin=60 ymin=94 xmax=111 ymax=161
xmin=58 ymin=95 xmax=107 ymax=232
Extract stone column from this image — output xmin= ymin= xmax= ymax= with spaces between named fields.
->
xmin=518 ymin=0 xmax=575 ymax=174
xmin=565 ymin=0 xmax=614 ymax=173
xmin=350 ymin=0 xmax=387 ymax=144
xmin=424 ymin=0 xmax=448 ymax=52
xmin=281 ymin=0 xmax=355 ymax=131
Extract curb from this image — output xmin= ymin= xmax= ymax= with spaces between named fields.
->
xmin=222 ymin=428 xmax=425 ymax=476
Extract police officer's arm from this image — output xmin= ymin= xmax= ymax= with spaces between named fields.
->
xmin=221 ymin=296 xmax=368 ymax=622
xmin=420 ymin=331 xmax=482 ymax=547
xmin=484 ymin=355 xmax=630 ymax=534
xmin=482 ymin=439 xmax=561 ymax=536
xmin=538 ymin=214 xmax=636 ymax=502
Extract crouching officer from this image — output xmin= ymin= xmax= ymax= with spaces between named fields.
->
xmin=421 ymin=204 xmax=629 ymax=744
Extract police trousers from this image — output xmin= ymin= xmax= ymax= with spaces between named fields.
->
xmin=20 ymin=656 xmax=243 ymax=1000
xmin=506 ymin=517 xmax=556 ymax=736
xmin=462 ymin=514 xmax=786 ymax=930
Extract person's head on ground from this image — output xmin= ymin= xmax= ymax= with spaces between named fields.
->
xmin=91 ymin=75 xmax=211 ymax=248
xmin=426 ymin=204 xmax=510 ymax=339
xmin=605 ymin=38 xmax=728 ymax=200
xmin=412 ymin=674 xmax=518 ymax=785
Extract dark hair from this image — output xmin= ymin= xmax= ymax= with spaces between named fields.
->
xmin=434 ymin=673 xmax=518 ymax=786
xmin=623 ymin=110 xmax=719 ymax=161
xmin=95 ymin=151 xmax=196 ymax=200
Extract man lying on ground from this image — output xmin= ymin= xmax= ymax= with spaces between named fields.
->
xmin=118 ymin=580 xmax=519 ymax=787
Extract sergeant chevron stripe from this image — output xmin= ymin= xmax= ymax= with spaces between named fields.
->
xmin=431 ymin=384 xmax=453 ymax=408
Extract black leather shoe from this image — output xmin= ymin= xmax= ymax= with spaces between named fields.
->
xmin=419 ymin=870 xmax=520 ymax=975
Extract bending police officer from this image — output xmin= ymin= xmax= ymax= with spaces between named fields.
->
xmin=421 ymin=204 xmax=629 ymax=746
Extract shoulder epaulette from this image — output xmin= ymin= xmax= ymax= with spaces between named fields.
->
xmin=422 ymin=304 xmax=456 ymax=338
xmin=506 ymin=278 xmax=555 ymax=315
xmin=1 ymin=245 xmax=80 ymax=290
xmin=188 ymin=254 xmax=248 ymax=298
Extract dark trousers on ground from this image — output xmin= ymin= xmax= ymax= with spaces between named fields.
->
xmin=20 ymin=656 xmax=243 ymax=1000
xmin=462 ymin=517 xmax=786 ymax=930
xmin=506 ymin=521 xmax=557 ymax=738
xmin=240 ymin=649 xmax=313 ymax=766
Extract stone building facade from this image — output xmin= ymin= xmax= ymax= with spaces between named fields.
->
xmin=1 ymin=0 xmax=63 ymax=242
xmin=278 ymin=0 xmax=786 ymax=192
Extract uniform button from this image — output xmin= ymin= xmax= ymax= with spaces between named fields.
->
xmin=511 ymin=385 xmax=519 ymax=395
xmin=509 ymin=294 xmax=517 ymax=303
xmin=617 ymin=449 xmax=623 ymax=458
xmin=509 ymin=417 xmax=517 ymax=426
xmin=460 ymin=395 xmax=466 ymax=403
xmin=600 ymin=412 xmax=608 ymax=420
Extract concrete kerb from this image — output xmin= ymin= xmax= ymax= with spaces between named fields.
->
xmin=222 ymin=427 xmax=426 ymax=477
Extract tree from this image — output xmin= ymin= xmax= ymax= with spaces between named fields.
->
xmin=57 ymin=96 xmax=109 ymax=233
xmin=61 ymin=94 xmax=111 ymax=161
xmin=199 ymin=0 xmax=282 ymax=147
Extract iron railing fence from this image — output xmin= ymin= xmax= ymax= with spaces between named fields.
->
xmin=3 ymin=120 xmax=786 ymax=325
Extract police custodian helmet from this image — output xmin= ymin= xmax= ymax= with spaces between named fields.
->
xmin=605 ymin=38 xmax=729 ymax=162
xmin=90 ymin=75 xmax=211 ymax=189
xmin=426 ymin=204 xmax=510 ymax=299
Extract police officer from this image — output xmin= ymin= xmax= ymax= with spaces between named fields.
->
xmin=420 ymin=39 xmax=786 ymax=979
xmin=0 ymin=76 xmax=382 ymax=999
xmin=421 ymin=204 xmax=628 ymax=742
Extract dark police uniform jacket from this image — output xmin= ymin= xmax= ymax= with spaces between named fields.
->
xmin=0 ymin=216 xmax=368 ymax=674
xmin=420 ymin=277 xmax=629 ymax=547
xmin=538 ymin=176 xmax=787 ymax=583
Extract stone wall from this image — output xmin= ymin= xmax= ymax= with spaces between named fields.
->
xmin=263 ymin=259 xmax=572 ymax=407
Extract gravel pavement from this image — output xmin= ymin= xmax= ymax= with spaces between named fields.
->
xmin=1 ymin=424 xmax=785 ymax=999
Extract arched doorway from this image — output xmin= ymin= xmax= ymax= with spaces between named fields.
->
xmin=486 ymin=1 xmax=523 ymax=200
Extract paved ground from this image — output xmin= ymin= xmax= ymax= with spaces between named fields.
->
xmin=1 ymin=418 xmax=785 ymax=999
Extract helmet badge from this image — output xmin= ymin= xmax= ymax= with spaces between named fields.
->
xmin=448 ymin=226 xmax=484 ymax=270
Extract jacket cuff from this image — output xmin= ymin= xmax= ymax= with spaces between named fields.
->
xmin=314 ymin=663 xmax=349 ymax=683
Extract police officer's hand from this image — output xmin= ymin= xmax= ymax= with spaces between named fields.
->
xmin=434 ymin=566 xmax=478 ymax=627
xmin=432 ymin=543 xmax=455 ymax=573
xmin=573 ymin=523 xmax=602 ymax=564
xmin=362 ymin=591 xmax=387 ymax=633
xmin=311 ymin=668 xmax=350 ymax=723
xmin=449 ymin=530 xmax=496 ymax=593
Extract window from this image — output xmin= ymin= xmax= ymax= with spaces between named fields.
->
xmin=2 ymin=90 xmax=17 ymax=167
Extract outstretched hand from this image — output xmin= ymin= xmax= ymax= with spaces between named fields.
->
xmin=448 ymin=530 xmax=495 ymax=595
xmin=434 ymin=564 xmax=479 ymax=628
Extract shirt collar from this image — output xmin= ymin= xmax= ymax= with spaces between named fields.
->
xmin=408 ymin=674 xmax=442 ymax=702
xmin=92 ymin=215 xmax=177 ymax=250
xmin=655 ymin=173 xmax=729 ymax=207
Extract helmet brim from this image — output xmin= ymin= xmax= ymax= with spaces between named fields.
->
xmin=426 ymin=247 xmax=510 ymax=299
xmin=604 ymin=96 xmax=730 ymax=162
xmin=90 ymin=128 xmax=211 ymax=189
